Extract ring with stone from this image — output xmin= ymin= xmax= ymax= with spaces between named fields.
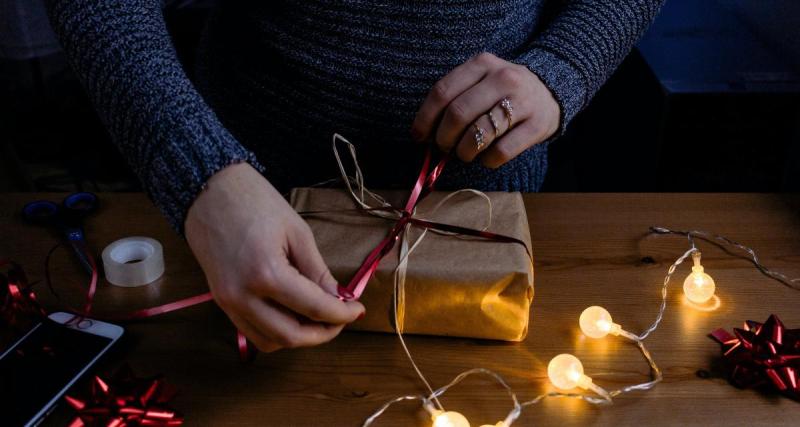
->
xmin=473 ymin=123 xmax=486 ymax=150
xmin=500 ymin=97 xmax=514 ymax=128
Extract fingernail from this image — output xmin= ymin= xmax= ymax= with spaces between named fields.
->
xmin=410 ymin=127 xmax=423 ymax=142
xmin=357 ymin=311 xmax=365 ymax=320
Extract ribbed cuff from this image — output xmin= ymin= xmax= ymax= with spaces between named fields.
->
xmin=512 ymin=47 xmax=588 ymax=136
xmin=143 ymin=124 xmax=264 ymax=235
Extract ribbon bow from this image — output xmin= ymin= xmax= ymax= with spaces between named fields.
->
xmin=65 ymin=364 xmax=183 ymax=427
xmin=1 ymin=259 xmax=46 ymax=340
xmin=710 ymin=314 xmax=800 ymax=400
xmin=328 ymin=134 xmax=529 ymax=302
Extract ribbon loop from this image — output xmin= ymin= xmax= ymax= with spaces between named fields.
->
xmin=711 ymin=314 xmax=800 ymax=400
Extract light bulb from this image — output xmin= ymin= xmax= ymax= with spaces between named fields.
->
xmin=547 ymin=354 xmax=592 ymax=390
xmin=579 ymin=306 xmax=620 ymax=338
xmin=432 ymin=410 xmax=470 ymax=427
xmin=683 ymin=251 xmax=715 ymax=304
xmin=579 ymin=306 xmax=639 ymax=340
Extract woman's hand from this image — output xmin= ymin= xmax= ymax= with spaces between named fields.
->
xmin=411 ymin=52 xmax=560 ymax=168
xmin=185 ymin=163 xmax=364 ymax=352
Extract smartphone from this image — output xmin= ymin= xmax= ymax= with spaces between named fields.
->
xmin=0 ymin=312 xmax=124 ymax=427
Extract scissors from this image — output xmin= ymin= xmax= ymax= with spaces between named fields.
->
xmin=22 ymin=192 xmax=98 ymax=275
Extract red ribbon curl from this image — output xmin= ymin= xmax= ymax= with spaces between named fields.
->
xmin=710 ymin=314 xmax=800 ymax=400
xmin=1 ymin=259 xmax=47 ymax=342
xmin=65 ymin=364 xmax=183 ymax=427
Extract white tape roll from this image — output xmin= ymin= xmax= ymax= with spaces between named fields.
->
xmin=101 ymin=236 xmax=165 ymax=287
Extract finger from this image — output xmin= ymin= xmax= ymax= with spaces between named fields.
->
xmin=244 ymin=298 xmax=346 ymax=348
xmin=411 ymin=52 xmax=501 ymax=143
xmin=227 ymin=310 xmax=282 ymax=353
xmin=454 ymin=104 xmax=510 ymax=163
xmin=434 ymin=70 xmax=516 ymax=153
xmin=481 ymin=119 xmax=548 ymax=169
xmin=289 ymin=222 xmax=338 ymax=295
xmin=251 ymin=257 xmax=364 ymax=324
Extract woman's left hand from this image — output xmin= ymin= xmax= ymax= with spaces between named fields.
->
xmin=411 ymin=52 xmax=560 ymax=168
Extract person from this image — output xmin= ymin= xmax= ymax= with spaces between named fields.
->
xmin=44 ymin=0 xmax=664 ymax=352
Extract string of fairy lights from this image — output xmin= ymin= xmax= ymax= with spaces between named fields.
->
xmin=362 ymin=227 xmax=800 ymax=427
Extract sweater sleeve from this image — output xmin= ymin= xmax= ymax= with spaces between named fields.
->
xmin=512 ymin=0 xmax=665 ymax=133
xmin=44 ymin=0 xmax=263 ymax=233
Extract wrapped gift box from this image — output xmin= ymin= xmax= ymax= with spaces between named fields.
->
xmin=290 ymin=187 xmax=534 ymax=341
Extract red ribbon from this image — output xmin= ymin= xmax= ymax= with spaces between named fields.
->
xmin=333 ymin=146 xmax=531 ymax=301
xmin=1 ymin=259 xmax=47 ymax=341
xmin=1 ymin=260 xmax=189 ymax=424
xmin=710 ymin=314 xmax=800 ymax=400
xmin=65 ymin=364 xmax=183 ymax=427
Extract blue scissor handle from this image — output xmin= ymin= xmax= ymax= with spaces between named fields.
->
xmin=62 ymin=192 xmax=97 ymax=215
xmin=22 ymin=200 xmax=59 ymax=225
xmin=22 ymin=192 xmax=98 ymax=275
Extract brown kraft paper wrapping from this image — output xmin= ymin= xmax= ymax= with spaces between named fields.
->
xmin=290 ymin=187 xmax=534 ymax=341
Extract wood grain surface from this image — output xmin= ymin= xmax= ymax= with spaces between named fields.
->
xmin=1 ymin=193 xmax=799 ymax=426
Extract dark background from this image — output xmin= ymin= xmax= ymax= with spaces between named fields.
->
xmin=1 ymin=0 xmax=799 ymax=194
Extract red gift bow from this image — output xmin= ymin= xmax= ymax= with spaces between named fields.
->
xmin=308 ymin=144 xmax=531 ymax=301
xmin=65 ymin=364 xmax=183 ymax=427
xmin=1 ymin=259 xmax=47 ymax=337
xmin=710 ymin=314 xmax=800 ymax=400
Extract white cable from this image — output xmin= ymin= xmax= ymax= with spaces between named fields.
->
xmin=362 ymin=228 xmax=798 ymax=424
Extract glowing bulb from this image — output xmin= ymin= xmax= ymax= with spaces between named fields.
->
xmin=579 ymin=306 xmax=620 ymax=338
xmin=579 ymin=306 xmax=639 ymax=340
xmin=683 ymin=251 xmax=715 ymax=304
xmin=547 ymin=354 xmax=593 ymax=390
xmin=432 ymin=410 xmax=470 ymax=427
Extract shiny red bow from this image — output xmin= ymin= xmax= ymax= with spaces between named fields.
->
xmin=1 ymin=260 xmax=46 ymax=341
xmin=65 ymin=365 xmax=183 ymax=427
xmin=710 ymin=314 xmax=800 ymax=400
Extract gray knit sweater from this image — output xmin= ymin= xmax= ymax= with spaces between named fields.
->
xmin=45 ymin=0 xmax=663 ymax=232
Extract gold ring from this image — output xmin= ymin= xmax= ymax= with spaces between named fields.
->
xmin=487 ymin=111 xmax=500 ymax=137
xmin=473 ymin=124 xmax=486 ymax=150
xmin=500 ymin=97 xmax=514 ymax=128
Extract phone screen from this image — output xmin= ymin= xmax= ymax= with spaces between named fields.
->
xmin=0 ymin=320 xmax=113 ymax=427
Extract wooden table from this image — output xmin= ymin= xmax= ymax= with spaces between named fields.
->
xmin=2 ymin=193 xmax=800 ymax=426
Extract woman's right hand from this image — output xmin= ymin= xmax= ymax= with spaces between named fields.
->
xmin=184 ymin=163 xmax=364 ymax=352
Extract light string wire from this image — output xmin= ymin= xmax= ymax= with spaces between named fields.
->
xmin=363 ymin=226 xmax=800 ymax=426
xmin=650 ymin=227 xmax=800 ymax=291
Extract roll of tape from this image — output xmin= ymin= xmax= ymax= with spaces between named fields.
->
xmin=102 ymin=236 xmax=165 ymax=287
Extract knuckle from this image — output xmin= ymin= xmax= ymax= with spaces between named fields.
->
xmin=305 ymin=304 xmax=326 ymax=322
xmin=529 ymin=123 xmax=547 ymax=142
xmin=475 ymin=52 xmax=496 ymax=66
xmin=495 ymin=143 xmax=515 ymax=162
xmin=456 ymin=142 xmax=473 ymax=163
xmin=445 ymin=101 xmax=469 ymax=125
xmin=482 ymin=154 xmax=501 ymax=169
xmin=253 ymin=266 xmax=279 ymax=293
xmin=431 ymin=80 xmax=450 ymax=103
xmin=497 ymin=67 xmax=522 ymax=86
xmin=275 ymin=331 xmax=301 ymax=349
